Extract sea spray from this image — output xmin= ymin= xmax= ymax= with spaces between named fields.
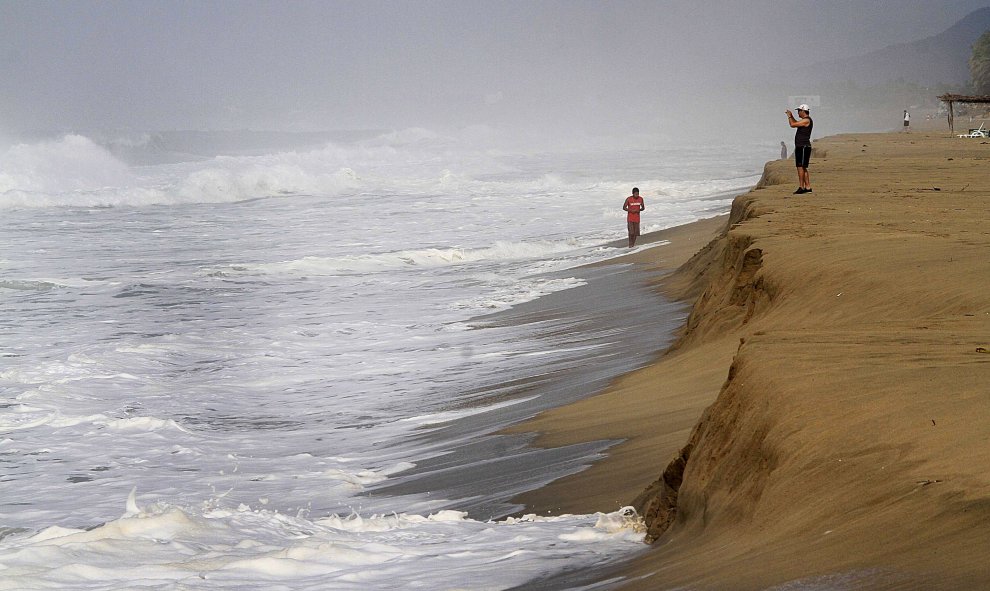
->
xmin=1 ymin=128 xmax=769 ymax=589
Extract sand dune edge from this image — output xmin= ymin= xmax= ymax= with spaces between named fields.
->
xmin=513 ymin=129 xmax=990 ymax=590
xmin=629 ymin=130 xmax=990 ymax=589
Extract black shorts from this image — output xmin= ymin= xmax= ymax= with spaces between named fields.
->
xmin=627 ymin=221 xmax=640 ymax=237
xmin=794 ymin=145 xmax=812 ymax=168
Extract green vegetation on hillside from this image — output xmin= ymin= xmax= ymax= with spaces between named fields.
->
xmin=971 ymin=30 xmax=990 ymax=94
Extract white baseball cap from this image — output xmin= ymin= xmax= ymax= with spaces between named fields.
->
xmin=797 ymin=104 xmax=810 ymax=112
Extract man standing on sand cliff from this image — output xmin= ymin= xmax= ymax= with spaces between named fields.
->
xmin=786 ymin=104 xmax=813 ymax=194
xmin=622 ymin=187 xmax=645 ymax=247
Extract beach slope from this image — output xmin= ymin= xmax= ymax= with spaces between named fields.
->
xmin=516 ymin=130 xmax=990 ymax=589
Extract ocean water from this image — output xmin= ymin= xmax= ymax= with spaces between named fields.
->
xmin=0 ymin=128 xmax=768 ymax=590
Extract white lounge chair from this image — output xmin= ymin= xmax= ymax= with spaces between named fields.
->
xmin=958 ymin=123 xmax=988 ymax=138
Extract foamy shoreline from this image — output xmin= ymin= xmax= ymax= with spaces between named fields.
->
xmin=510 ymin=129 xmax=990 ymax=589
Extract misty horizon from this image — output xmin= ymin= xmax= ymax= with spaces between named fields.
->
xmin=2 ymin=1 xmax=988 ymax=142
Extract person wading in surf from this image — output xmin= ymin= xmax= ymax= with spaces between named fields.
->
xmin=622 ymin=187 xmax=645 ymax=247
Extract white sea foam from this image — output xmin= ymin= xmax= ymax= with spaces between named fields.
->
xmin=0 ymin=128 xmax=770 ymax=589
xmin=98 ymin=416 xmax=190 ymax=433
xmin=318 ymin=462 xmax=417 ymax=488
xmin=225 ymin=240 xmax=592 ymax=278
xmin=174 ymin=161 xmax=360 ymax=204
xmin=441 ymin=275 xmax=586 ymax=313
xmin=0 ymin=496 xmax=645 ymax=591
xmin=0 ymin=135 xmax=131 ymax=194
xmin=0 ymin=279 xmax=61 ymax=291
xmin=0 ymin=130 xmax=761 ymax=211
xmin=400 ymin=396 xmax=539 ymax=427
xmin=0 ymin=406 xmax=56 ymax=432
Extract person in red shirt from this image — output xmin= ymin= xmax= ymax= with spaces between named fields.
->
xmin=622 ymin=187 xmax=645 ymax=247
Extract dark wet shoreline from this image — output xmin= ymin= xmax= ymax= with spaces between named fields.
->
xmin=365 ymin=256 xmax=687 ymax=520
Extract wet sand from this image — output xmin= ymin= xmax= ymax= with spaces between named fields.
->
xmin=501 ymin=214 xmax=731 ymax=515
xmin=367 ymin=258 xmax=688 ymax=519
xmin=509 ymin=129 xmax=990 ymax=589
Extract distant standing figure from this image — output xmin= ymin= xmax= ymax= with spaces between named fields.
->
xmin=786 ymin=104 xmax=814 ymax=194
xmin=903 ymin=110 xmax=910 ymax=130
xmin=622 ymin=187 xmax=645 ymax=248
xmin=780 ymin=141 xmax=787 ymax=160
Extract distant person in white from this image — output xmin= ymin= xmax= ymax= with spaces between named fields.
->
xmin=903 ymin=110 xmax=910 ymax=131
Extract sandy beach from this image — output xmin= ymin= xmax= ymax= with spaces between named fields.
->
xmin=509 ymin=128 xmax=990 ymax=589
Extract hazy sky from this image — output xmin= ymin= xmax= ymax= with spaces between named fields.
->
xmin=1 ymin=0 xmax=987 ymax=134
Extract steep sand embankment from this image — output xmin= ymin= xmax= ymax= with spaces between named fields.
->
xmin=503 ymin=214 xmax=733 ymax=515
xmin=513 ymin=130 xmax=990 ymax=589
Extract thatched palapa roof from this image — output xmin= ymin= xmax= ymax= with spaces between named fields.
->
xmin=937 ymin=94 xmax=990 ymax=132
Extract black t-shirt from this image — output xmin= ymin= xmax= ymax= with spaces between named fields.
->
xmin=795 ymin=117 xmax=813 ymax=147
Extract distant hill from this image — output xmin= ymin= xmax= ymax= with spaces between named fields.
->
xmin=792 ymin=7 xmax=990 ymax=87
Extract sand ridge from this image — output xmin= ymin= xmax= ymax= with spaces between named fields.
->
xmin=510 ymin=130 xmax=990 ymax=589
